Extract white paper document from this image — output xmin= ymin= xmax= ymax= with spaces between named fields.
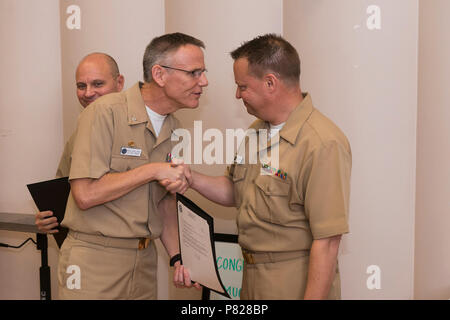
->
xmin=176 ymin=194 xmax=229 ymax=298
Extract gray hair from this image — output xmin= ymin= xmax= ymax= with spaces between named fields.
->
xmin=143 ymin=32 xmax=205 ymax=82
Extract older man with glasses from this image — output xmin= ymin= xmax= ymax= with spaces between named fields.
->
xmin=57 ymin=32 xmax=207 ymax=299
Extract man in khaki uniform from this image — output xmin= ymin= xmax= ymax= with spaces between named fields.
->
xmin=58 ymin=33 xmax=208 ymax=299
xmin=35 ymin=52 xmax=125 ymax=234
xmin=167 ymin=34 xmax=352 ymax=299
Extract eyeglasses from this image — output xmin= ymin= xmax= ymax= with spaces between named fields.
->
xmin=160 ymin=65 xmax=207 ymax=78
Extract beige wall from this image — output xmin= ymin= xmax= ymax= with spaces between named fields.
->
xmin=166 ymin=0 xmax=283 ymax=233
xmin=165 ymin=0 xmax=283 ymax=299
xmin=415 ymin=0 xmax=450 ymax=300
xmin=0 ymin=0 xmax=63 ymax=299
xmin=1 ymin=0 xmax=449 ymax=300
xmin=58 ymin=0 xmax=169 ymax=299
xmin=284 ymin=0 xmax=419 ymax=299
xmin=59 ymin=0 xmax=165 ymax=141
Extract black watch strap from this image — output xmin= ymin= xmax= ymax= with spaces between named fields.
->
xmin=170 ymin=253 xmax=182 ymax=267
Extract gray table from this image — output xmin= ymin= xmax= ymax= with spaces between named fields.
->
xmin=0 ymin=212 xmax=51 ymax=300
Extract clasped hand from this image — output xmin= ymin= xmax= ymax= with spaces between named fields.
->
xmin=157 ymin=160 xmax=192 ymax=194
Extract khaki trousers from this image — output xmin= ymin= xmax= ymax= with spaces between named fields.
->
xmin=240 ymin=253 xmax=341 ymax=300
xmin=57 ymin=232 xmax=157 ymax=300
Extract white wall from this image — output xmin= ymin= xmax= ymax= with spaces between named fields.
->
xmin=415 ymin=0 xmax=450 ymax=300
xmin=284 ymin=0 xmax=418 ymax=299
xmin=166 ymin=0 xmax=283 ymax=233
xmin=59 ymin=0 xmax=166 ymax=141
xmin=58 ymin=0 xmax=167 ymax=299
xmin=166 ymin=0 xmax=283 ymax=299
xmin=0 ymin=0 xmax=63 ymax=299
xmin=1 ymin=0 xmax=449 ymax=300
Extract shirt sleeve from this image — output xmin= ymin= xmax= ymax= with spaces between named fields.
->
xmin=69 ymin=104 xmax=114 ymax=180
xmin=303 ymin=140 xmax=352 ymax=239
xmin=55 ymin=132 xmax=76 ymax=178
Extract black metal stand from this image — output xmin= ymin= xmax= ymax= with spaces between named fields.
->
xmin=36 ymin=233 xmax=51 ymax=300
xmin=0 ymin=213 xmax=52 ymax=300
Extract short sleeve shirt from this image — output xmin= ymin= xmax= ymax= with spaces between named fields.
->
xmin=226 ymin=93 xmax=352 ymax=252
xmin=61 ymin=82 xmax=180 ymax=239
xmin=55 ymin=132 xmax=76 ymax=178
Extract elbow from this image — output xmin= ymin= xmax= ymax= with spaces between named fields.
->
xmin=213 ymin=193 xmax=235 ymax=207
xmin=313 ymin=234 xmax=342 ymax=254
xmin=72 ymin=192 xmax=92 ymax=210
xmin=226 ymin=188 xmax=237 ymax=207
xmin=70 ymin=180 xmax=95 ymax=210
xmin=224 ymin=198 xmax=236 ymax=207
xmin=327 ymin=235 xmax=342 ymax=253
xmin=77 ymin=200 xmax=91 ymax=211
xmin=222 ymin=178 xmax=236 ymax=207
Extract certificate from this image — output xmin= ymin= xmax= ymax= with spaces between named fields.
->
xmin=176 ymin=194 xmax=230 ymax=298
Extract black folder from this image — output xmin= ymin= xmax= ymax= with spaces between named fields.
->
xmin=27 ymin=177 xmax=70 ymax=248
xmin=176 ymin=193 xmax=230 ymax=299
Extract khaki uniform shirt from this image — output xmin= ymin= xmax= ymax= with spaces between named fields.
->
xmin=61 ymin=82 xmax=179 ymax=239
xmin=55 ymin=132 xmax=76 ymax=178
xmin=227 ymin=93 xmax=352 ymax=252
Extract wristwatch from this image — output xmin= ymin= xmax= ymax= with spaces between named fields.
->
xmin=170 ymin=253 xmax=181 ymax=267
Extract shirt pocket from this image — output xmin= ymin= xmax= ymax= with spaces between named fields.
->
xmin=110 ymin=155 xmax=148 ymax=173
xmin=109 ymin=156 xmax=150 ymax=203
xmin=232 ymin=165 xmax=247 ymax=208
xmin=253 ymin=175 xmax=292 ymax=224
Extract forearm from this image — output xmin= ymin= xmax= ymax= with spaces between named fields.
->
xmin=71 ymin=162 xmax=174 ymax=210
xmin=190 ymin=170 xmax=235 ymax=207
xmin=158 ymin=195 xmax=180 ymax=258
xmin=303 ymin=235 xmax=341 ymax=300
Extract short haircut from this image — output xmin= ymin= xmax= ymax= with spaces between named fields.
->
xmin=143 ymin=32 xmax=205 ymax=82
xmin=230 ymin=34 xmax=300 ymax=85
xmin=81 ymin=52 xmax=120 ymax=78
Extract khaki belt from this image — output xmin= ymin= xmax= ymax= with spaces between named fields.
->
xmin=69 ymin=231 xmax=151 ymax=250
xmin=241 ymin=249 xmax=309 ymax=265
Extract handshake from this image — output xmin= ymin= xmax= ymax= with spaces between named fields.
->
xmin=35 ymin=160 xmax=195 ymax=234
xmin=156 ymin=159 xmax=193 ymax=195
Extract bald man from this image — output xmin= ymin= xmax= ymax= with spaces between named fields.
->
xmin=76 ymin=52 xmax=124 ymax=108
xmin=35 ymin=53 xmax=125 ymax=233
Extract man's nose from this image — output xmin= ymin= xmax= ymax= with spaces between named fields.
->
xmin=235 ymin=87 xmax=241 ymax=99
xmin=199 ymin=72 xmax=208 ymax=87
xmin=85 ymin=85 xmax=95 ymax=97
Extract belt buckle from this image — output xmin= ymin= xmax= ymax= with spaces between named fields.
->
xmin=242 ymin=250 xmax=255 ymax=264
xmin=138 ymin=238 xmax=150 ymax=250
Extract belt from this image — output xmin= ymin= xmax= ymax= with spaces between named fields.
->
xmin=69 ymin=231 xmax=151 ymax=250
xmin=241 ymin=249 xmax=309 ymax=265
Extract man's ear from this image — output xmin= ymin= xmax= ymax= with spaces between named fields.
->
xmin=116 ymin=74 xmax=125 ymax=91
xmin=264 ymin=73 xmax=278 ymax=93
xmin=152 ymin=65 xmax=166 ymax=87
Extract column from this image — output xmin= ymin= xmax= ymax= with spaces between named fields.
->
xmin=165 ymin=0 xmax=283 ymax=299
xmin=284 ymin=0 xmax=419 ymax=299
xmin=0 ymin=0 xmax=63 ymax=299
xmin=415 ymin=0 xmax=450 ymax=300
